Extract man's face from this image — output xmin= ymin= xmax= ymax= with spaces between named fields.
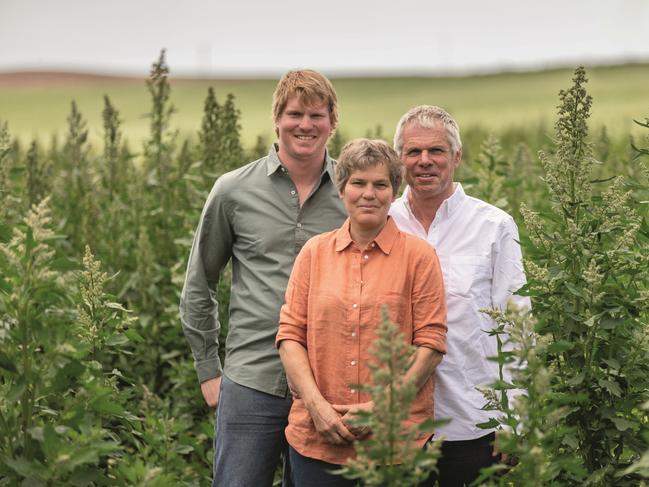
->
xmin=275 ymin=96 xmax=332 ymax=164
xmin=401 ymin=122 xmax=461 ymax=202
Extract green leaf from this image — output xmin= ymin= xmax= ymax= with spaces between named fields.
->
xmin=106 ymin=333 xmax=129 ymax=346
xmin=106 ymin=301 xmax=129 ymax=312
xmin=124 ymin=328 xmax=145 ymax=343
xmin=2 ymin=455 xmax=49 ymax=481
xmin=610 ymin=417 xmax=637 ymax=432
xmin=175 ymin=444 xmax=194 ymax=455
xmin=91 ymin=397 xmax=125 ymax=415
xmin=598 ymin=378 xmax=622 ymax=397
xmin=562 ymin=433 xmax=579 ymax=449
xmin=476 ymin=418 xmax=500 ymax=429
xmin=547 ymin=340 xmax=574 ymax=354
xmin=50 ymin=257 xmax=80 ymax=272
xmin=567 ymin=371 xmax=586 ymax=386
xmin=563 ymin=281 xmax=583 ymax=297
xmin=602 ymin=358 xmax=621 ymax=371
xmin=0 ymin=350 xmax=17 ymax=373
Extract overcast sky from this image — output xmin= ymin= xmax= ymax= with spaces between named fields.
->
xmin=1 ymin=0 xmax=648 ymax=77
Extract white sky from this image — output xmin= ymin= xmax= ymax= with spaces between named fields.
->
xmin=1 ymin=0 xmax=648 ymax=77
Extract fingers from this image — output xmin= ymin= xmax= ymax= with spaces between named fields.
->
xmin=331 ymin=404 xmax=351 ymax=414
xmin=200 ymin=376 xmax=222 ymax=409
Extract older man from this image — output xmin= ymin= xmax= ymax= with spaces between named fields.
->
xmin=389 ymin=105 xmax=529 ymax=487
xmin=180 ymin=70 xmax=347 ymax=487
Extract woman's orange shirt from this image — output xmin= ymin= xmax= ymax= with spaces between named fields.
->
xmin=276 ymin=217 xmax=448 ymax=464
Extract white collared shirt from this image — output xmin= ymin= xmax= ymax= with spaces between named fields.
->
xmin=389 ymin=183 xmax=530 ymax=441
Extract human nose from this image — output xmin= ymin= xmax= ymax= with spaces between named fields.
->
xmin=298 ymin=115 xmax=313 ymax=130
xmin=362 ymin=185 xmax=376 ymax=199
xmin=420 ymin=150 xmax=432 ymax=164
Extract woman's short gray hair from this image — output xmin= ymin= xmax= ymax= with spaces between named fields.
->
xmin=393 ymin=105 xmax=462 ymax=157
xmin=336 ymin=138 xmax=403 ymax=194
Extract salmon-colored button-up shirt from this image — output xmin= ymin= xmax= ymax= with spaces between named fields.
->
xmin=276 ymin=217 xmax=447 ymax=465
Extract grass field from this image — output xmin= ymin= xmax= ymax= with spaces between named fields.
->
xmin=1 ymin=63 xmax=648 ymax=150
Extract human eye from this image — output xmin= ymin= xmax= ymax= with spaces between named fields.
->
xmin=406 ymin=148 xmax=420 ymax=157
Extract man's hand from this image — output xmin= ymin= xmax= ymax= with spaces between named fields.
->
xmin=493 ymin=429 xmax=518 ymax=466
xmin=332 ymin=402 xmax=373 ymax=440
xmin=306 ymin=399 xmax=356 ymax=445
xmin=200 ymin=376 xmax=222 ymax=409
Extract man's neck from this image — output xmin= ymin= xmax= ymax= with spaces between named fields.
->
xmin=278 ymin=149 xmax=326 ymax=205
xmin=407 ymin=189 xmax=449 ymax=233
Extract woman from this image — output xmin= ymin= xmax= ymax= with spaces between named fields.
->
xmin=276 ymin=138 xmax=448 ymax=486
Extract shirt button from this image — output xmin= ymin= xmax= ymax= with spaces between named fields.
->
xmin=352 ymin=303 xmax=358 ymax=309
xmin=350 ymin=389 xmax=356 ymax=394
xmin=296 ymin=222 xmax=302 ymax=228
xmin=371 ymin=243 xmax=376 ymax=248
xmin=290 ymin=190 xmax=296 ymax=196
xmin=351 ymin=360 xmax=356 ymax=366
xmin=363 ymin=255 xmax=369 ymax=260
xmin=351 ymin=331 xmax=356 ymax=337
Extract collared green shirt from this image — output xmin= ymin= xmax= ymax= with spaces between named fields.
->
xmin=180 ymin=144 xmax=347 ymax=397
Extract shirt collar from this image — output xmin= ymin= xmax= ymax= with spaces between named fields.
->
xmin=334 ymin=216 xmax=399 ymax=255
xmin=402 ymin=182 xmax=466 ymax=220
xmin=266 ymin=143 xmax=335 ymax=183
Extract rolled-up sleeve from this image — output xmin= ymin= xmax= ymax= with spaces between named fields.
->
xmin=180 ymin=178 xmax=233 ymax=383
xmin=412 ymin=246 xmax=448 ymax=354
xmin=276 ymin=241 xmax=313 ymax=348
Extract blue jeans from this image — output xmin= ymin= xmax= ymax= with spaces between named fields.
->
xmin=213 ymin=374 xmax=293 ymax=487
xmin=289 ymin=446 xmax=359 ymax=487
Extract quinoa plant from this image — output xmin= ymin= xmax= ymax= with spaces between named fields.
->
xmin=469 ymin=133 xmax=510 ymax=211
xmin=477 ymin=306 xmax=587 ymax=486
xmin=337 ymin=311 xmax=443 ymax=487
xmin=518 ymin=67 xmax=649 ymax=485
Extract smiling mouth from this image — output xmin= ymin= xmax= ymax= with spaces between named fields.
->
xmin=296 ymin=135 xmax=316 ymax=140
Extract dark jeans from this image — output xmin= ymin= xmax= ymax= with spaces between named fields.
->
xmin=422 ymin=432 xmax=496 ymax=487
xmin=212 ymin=374 xmax=293 ymax=487
xmin=289 ymin=447 xmax=359 ymax=487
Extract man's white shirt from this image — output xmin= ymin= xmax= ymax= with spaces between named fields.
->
xmin=389 ymin=183 xmax=530 ymax=441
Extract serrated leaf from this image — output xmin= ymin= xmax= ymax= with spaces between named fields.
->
xmin=598 ymin=378 xmax=622 ymax=397
xmin=91 ymin=397 xmax=125 ymax=415
xmin=566 ymin=371 xmax=586 ymax=386
xmin=602 ymin=358 xmax=621 ymax=370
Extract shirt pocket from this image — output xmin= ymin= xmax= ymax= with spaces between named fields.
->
xmin=444 ymin=255 xmax=491 ymax=299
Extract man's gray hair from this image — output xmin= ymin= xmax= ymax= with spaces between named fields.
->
xmin=393 ymin=105 xmax=462 ymax=157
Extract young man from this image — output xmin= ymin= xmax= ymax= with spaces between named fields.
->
xmin=389 ymin=105 xmax=530 ymax=487
xmin=180 ymin=70 xmax=347 ymax=487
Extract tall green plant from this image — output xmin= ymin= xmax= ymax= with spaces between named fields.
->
xmin=337 ymin=312 xmax=442 ymax=487
xmin=519 ymin=66 xmax=649 ymax=485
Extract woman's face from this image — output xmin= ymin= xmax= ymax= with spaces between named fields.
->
xmin=340 ymin=163 xmax=394 ymax=233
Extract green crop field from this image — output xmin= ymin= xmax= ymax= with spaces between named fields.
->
xmin=2 ymin=61 xmax=649 ymax=485
xmin=1 ymin=63 xmax=648 ymax=149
